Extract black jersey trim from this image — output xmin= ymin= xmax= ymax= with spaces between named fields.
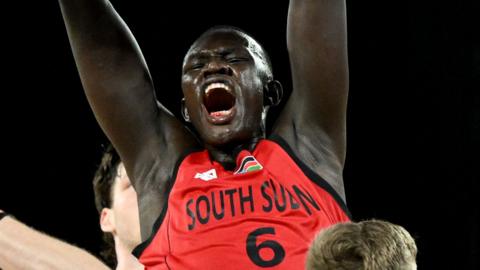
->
xmin=132 ymin=146 xmax=204 ymax=259
xmin=268 ymin=134 xmax=352 ymax=219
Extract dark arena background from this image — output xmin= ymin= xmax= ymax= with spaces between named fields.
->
xmin=1 ymin=0 xmax=477 ymax=269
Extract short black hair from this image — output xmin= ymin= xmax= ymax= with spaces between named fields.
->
xmin=187 ymin=25 xmax=274 ymax=81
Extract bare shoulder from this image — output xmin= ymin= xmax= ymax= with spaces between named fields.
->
xmin=270 ymin=0 xmax=348 ymax=201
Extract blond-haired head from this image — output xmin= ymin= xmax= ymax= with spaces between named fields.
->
xmin=306 ymin=220 xmax=417 ymax=270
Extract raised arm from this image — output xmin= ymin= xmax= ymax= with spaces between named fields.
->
xmin=0 ymin=214 xmax=110 ymax=270
xmin=58 ymin=0 xmax=197 ymax=237
xmin=273 ymin=0 xmax=349 ymax=199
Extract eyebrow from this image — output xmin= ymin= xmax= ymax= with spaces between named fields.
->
xmin=188 ymin=47 xmax=245 ymax=61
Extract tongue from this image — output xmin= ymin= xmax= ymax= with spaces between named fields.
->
xmin=210 ymin=110 xmax=230 ymax=117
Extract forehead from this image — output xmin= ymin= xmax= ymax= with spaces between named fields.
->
xmin=113 ymin=164 xmax=128 ymax=188
xmin=184 ymin=31 xmax=258 ymax=62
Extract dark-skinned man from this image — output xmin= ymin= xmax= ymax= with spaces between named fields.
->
xmin=59 ymin=0 xmax=350 ymax=269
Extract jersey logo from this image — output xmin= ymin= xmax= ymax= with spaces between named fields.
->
xmin=234 ymin=156 xmax=263 ymax=175
xmin=194 ymin=169 xmax=218 ymax=181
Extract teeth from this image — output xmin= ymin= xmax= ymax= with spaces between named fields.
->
xmin=210 ymin=110 xmax=231 ymax=117
xmin=205 ymin=83 xmax=230 ymax=95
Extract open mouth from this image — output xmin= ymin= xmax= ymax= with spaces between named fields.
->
xmin=203 ymin=82 xmax=236 ymax=118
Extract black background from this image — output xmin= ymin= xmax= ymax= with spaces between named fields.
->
xmin=0 ymin=1 xmax=477 ymax=269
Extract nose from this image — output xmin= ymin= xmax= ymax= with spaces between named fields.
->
xmin=203 ymin=60 xmax=233 ymax=78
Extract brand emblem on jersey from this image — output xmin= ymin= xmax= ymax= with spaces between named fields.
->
xmin=234 ymin=156 xmax=263 ymax=175
xmin=194 ymin=169 xmax=218 ymax=181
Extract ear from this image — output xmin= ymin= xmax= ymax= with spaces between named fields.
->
xmin=100 ymin=208 xmax=116 ymax=234
xmin=263 ymin=80 xmax=283 ymax=107
xmin=181 ymin=98 xmax=191 ymax=122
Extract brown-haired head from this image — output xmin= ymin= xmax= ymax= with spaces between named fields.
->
xmin=92 ymin=144 xmax=121 ymax=268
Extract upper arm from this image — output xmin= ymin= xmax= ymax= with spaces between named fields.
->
xmin=272 ymin=0 xmax=349 ymax=198
xmin=59 ymin=0 xmax=198 ymax=233
xmin=60 ymin=0 xmax=197 ymax=183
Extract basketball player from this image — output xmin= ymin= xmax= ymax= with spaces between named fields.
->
xmin=0 ymin=146 xmax=142 ymax=270
xmin=306 ymin=220 xmax=418 ymax=270
xmin=59 ymin=0 xmax=350 ymax=268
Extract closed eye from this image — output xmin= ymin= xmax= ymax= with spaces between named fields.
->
xmin=184 ymin=63 xmax=205 ymax=74
xmin=191 ymin=63 xmax=205 ymax=70
xmin=227 ymin=57 xmax=249 ymax=64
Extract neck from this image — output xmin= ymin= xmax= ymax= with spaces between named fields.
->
xmin=113 ymin=237 xmax=143 ymax=270
xmin=206 ymin=137 xmax=261 ymax=170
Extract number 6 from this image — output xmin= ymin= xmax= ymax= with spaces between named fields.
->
xmin=246 ymin=227 xmax=285 ymax=267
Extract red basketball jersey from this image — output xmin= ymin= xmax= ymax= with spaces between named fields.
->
xmin=133 ymin=136 xmax=351 ymax=269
